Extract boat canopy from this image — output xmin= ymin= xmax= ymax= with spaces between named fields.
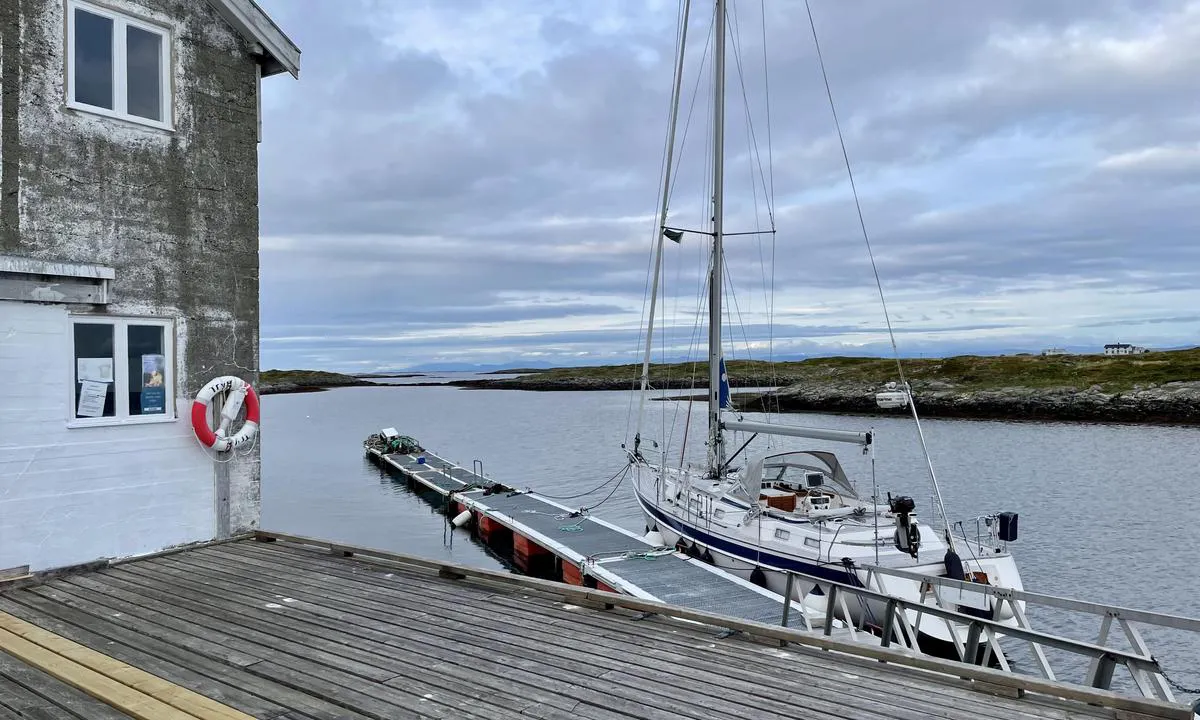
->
xmin=737 ymin=450 xmax=858 ymax=501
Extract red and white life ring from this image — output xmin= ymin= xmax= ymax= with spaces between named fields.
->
xmin=191 ymin=375 xmax=259 ymax=452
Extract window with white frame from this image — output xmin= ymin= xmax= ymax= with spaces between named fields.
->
xmin=67 ymin=0 xmax=172 ymax=128
xmin=70 ymin=316 xmax=175 ymax=426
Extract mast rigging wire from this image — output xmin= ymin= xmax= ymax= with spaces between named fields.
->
xmin=626 ymin=0 xmax=693 ymax=447
xmin=803 ymin=0 xmax=954 ymax=544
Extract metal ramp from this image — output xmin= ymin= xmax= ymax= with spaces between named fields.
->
xmin=372 ymin=449 xmax=817 ymax=631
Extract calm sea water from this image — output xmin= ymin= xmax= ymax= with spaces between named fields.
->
xmin=261 ymin=384 xmax=1200 ymax=696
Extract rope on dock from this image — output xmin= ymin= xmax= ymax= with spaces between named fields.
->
xmin=622 ymin=549 xmax=676 ymax=561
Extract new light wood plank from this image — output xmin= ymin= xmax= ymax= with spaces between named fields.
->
xmin=0 ymin=664 xmax=102 ymax=720
xmin=0 ymin=611 xmax=253 ymax=720
xmin=0 ymin=627 xmax=193 ymax=720
xmin=0 ymin=596 xmax=299 ymax=720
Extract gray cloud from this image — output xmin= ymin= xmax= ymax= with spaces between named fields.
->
xmin=255 ymin=0 xmax=1200 ymax=370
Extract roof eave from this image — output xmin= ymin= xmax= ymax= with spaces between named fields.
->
xmin=207 ymin=0 xmax=301 ymax=79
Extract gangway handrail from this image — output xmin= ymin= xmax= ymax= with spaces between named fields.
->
xmin=778 ymin=571 xmax=1161 ymax=675
xmin=860 ymin=563 xmax=1200 ymax=633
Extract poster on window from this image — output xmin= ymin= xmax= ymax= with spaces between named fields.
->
xmin=77 ymin=380 xmax=108 ymax=417
xmin=141 ymin=354 xmax=166 ymax=414
xmin=77 ymin=357 xmax=114 ymax=383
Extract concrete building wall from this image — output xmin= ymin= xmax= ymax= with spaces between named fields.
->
xmin=0 ymin=0 xmax=265 ymax=572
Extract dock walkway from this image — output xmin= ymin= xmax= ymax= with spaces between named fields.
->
xmin=1 ymin=535 xmax=1189 ymax=720
xmin=375 ymin=450 xmax=800 ymax=626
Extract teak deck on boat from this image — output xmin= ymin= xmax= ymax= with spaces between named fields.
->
xmin=0 ymin=535 xmax=1189 ymax=720
xmin=375 ymin=450 xmax=796 ymax=625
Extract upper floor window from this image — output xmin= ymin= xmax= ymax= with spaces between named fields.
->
xmin=67 ymin=0 xmax=172 ymax=129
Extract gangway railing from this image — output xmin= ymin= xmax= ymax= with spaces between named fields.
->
xmin=852 ymin=563 xmax=1200 ymax=703
xmin=776 ymin=565 xmax=1196 ymax=704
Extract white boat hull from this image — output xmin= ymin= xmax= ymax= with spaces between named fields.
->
xmin=634 ymin=481 xmax=1024 ymax=653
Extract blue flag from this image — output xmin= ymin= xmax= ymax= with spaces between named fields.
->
xmin=719 ymin=358 xmax=731 ymax=409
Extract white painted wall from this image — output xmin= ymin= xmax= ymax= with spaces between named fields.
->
xmin=0 ymin=300 xmax=221 ymax=572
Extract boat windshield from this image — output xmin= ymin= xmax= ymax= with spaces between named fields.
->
xmin=760 ymin=450 xmax=858 ymax=499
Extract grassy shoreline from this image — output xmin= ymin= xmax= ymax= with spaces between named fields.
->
xmin=258 ymin=350 xmax=1200 ymax=423
xmin=259 ymin=369 xmax=377 ymax=395
xmin=448 ymin=349 xmax=1200 ymax=392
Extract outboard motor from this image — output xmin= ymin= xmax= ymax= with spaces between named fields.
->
xmin=888 ymin=494 xmax=921 ymax=559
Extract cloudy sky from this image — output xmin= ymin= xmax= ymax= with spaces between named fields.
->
xmin=254 ymin=0 xmax=1200 ymax=372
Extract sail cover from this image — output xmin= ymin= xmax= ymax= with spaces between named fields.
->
xmin=739 ymin=453 xmax=764 ymax=501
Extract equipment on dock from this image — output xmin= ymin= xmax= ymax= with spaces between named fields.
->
xmin=364 ymin=429 xmax=423 ymax=455
xmin=191 ymin=375 xmax=260 ymax=453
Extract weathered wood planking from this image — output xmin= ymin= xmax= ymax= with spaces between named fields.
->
xmin=0 ymin=537 xmax=1191 ymax=720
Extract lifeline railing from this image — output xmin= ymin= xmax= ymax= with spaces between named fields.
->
xmin=776 ymin=563 xmax=1200 ymax=704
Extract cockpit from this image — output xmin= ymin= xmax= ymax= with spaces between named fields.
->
xmin=737 ymin=450 xmax=869 ymax=518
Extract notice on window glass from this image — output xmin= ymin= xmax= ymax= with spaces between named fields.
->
xmin=77 ymin=357 xmax=113 ymax=383
xmin=141 ymin=354 xmax=166 ymax=414
xmin=77 ymin=380 xmax=108 ymax=417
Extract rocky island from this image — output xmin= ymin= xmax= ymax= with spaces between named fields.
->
xmin=257 ymin=350 xmax=1200 ymax=423
xmin=447 ymin=350 xmax=1200 ymax=424
xmin=259 ymin=369 xmax=377 ymax=395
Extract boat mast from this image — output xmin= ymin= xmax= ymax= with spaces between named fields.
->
xmin=707 ymin=0 xmax=727 ymax=478
xmin=634 ymin=0 xmax=692 ymax=458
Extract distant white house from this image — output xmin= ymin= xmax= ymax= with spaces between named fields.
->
xmin=1041 ymin=348 xmax=1070 ymax=356
xmin=1104 ymin=343 xmax=1149 ymax=356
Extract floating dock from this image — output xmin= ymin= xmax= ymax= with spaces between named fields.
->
xmin=369 ymin=448 xmax=808 ymax=628
xmin=0 ymin=533 xmax=1191 ymax=719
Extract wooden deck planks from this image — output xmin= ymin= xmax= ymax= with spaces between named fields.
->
xmin=104 ymin=560 xmax=757 ymax=720
xmin=223 ymin=541 xmax=1174 ymax=720
xmin=202 ymin=542 xmax=1086 ymax=720
xmin=38 ymin=578 xmax=520 ymax=720
xmin=0 ymin=537 xmax=1186 ymax=720
xmin=166 ymin=543 xmax=1099 ymax=720
xmin=172 ymin=547 xmax=944 ymax=720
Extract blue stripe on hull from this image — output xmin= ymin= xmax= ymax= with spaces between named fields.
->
xmin=637 ymin=490 xmax=862 ymax=586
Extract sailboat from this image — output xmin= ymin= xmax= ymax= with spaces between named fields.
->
xmin=625 ymin=0 xmax=1024 ymax=651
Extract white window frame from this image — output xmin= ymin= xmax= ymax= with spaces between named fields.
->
xmin=67 ymin=315 xmax=177 ymax=428
xmin=66 ymin=0 xmax=173 ymax=130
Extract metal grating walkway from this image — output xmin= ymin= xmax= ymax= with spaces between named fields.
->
xmin=375 ymin=449 xmax=798 ymax=630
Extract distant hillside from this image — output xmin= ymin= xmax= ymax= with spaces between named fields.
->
xmin=448 ymin=349 xmax=1200 ymax=423
xmin=259 ymin=369 xmax=375 ymax=395
xmin=257 ymin=350 xmax=1200 ymax=422
xmin=448 ymin=350 xmax=1200 ymax=392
